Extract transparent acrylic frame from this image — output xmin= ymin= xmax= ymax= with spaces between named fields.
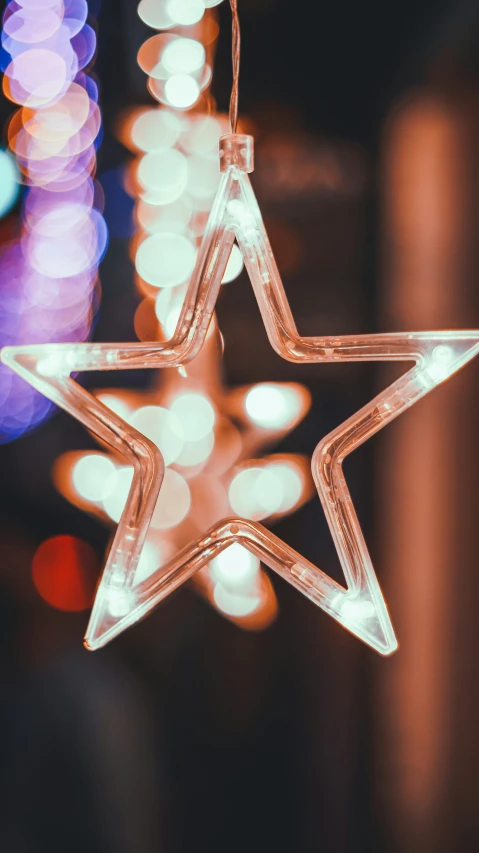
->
xmin=2 ymin=134 xmax=479 ymax=655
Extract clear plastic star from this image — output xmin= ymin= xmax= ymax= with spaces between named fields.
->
xmin=3 ymin=133 xmax=479 ymax=655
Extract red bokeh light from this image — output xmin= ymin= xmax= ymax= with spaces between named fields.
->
xmin=32 ymin=535 xmax=99 ymax=612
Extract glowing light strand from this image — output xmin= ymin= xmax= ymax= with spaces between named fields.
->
xmin=3 ymin=134 xmax=479 ymax=654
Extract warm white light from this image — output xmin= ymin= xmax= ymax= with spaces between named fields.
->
xmin=36 ymin=352 xmax=70 ymax=377
xmin=136 ymin=233 xmax=196 ymax=288
xmin=164 ymin=74 xmax=200 ymax=109
xmin=332 ymin=594 xmax=376 ymax=623
xmin=175 ymin=431 xmax=215 ymax=467
xmin=426 ymin=344 xmax=454 ymax=382
xmin=181 ymin=116 xmax=224 ymax=154
xmin=155 ymin=286 xmax=187 ymax=337
xmin=138 ymin=196 xmax=192 ymax=233
xmin=72 ymin=454 xmax=117 ymax=502
xmin=134 ymin=539 xmax=176 ymax=585
xmin=228 ymin=467 xmax=284 ymax=520
xmin=166 ymin=0 xmax=205 ymax=26
xmin=151 ymin=468 xmax=191 ymax=529
xmin=226 ymin=198 xmax=252 ymax=228
xmin=222 ymin=244 xmax=244 ymax=284
xmin=187 ymin=154 xmax=220 ymax=203
xmin=213 ymin=582 xmax=261 ymax=618
xmin=96 ymin=393 xmax=131 ymax=420
xmin=135 ymin=540 xmax=162 ymax=585
xmin=162 ymin=38 xmax=205 ymax=76
xmin=129 ymin=405 xmax=184 ymax=465
xmin=103 ymin=467 xmax=133 ymax=523
xmin=210 ymin=544 xmax=259 ymax=589
xmin=137 ymin=149 xmax=187 ymax=204
xmin=267 ymin=462 xmax=304 ymax=512
xmin=138 ymin=0 xmax=175 ymax=29
xmin=107 ymin=588 xmax=132 ymax=618
xmin=244 ymin=383 xmax=302 ymax=429
xmin=131 ymin=109 xmax=182 ymax=152
xmin=170 ymin=393 xmax=215 ymax=441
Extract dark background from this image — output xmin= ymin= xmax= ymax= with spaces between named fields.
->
xmin=1 ymin=1 xmax=479 ymax=851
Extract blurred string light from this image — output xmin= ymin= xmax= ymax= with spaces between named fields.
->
xmin=0 ymin=0 xmax=106 ymax=442
xmin=116 ymin=0 xmax=243 ymax=331
xmin=52 ymin=329 xmax=314 ymax=628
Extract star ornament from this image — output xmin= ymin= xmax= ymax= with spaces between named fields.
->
xmin=3 ymin=133 xmax=479 ymax=655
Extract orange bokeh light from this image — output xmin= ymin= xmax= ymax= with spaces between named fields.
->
xmin=32 ymin=535 xmax=99 ymax=612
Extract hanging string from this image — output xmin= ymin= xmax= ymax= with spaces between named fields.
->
xmin=229 ymin=0 xmax=240 ymax=133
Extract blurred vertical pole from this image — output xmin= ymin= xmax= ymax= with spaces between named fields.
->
xmin=375 ymin=91 xmax=478 ymax=853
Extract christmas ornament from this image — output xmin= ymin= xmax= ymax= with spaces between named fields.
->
xmin=3 ymin=3 xmax=479 ymax=655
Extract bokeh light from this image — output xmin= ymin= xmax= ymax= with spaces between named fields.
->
xmin=96 ymin=392 xmax=132 ymax=420
xmin=170 ymin=392 xmax=215 ymax=440
xmin=221 ymin=244 xmax=244 ymax=283
xmin=210 ymin=544 xmax=260 ymax=589
xmin=228 ymin=466 xmax=284 ymax=520
xmin=137 ymin=148 xmax=188 ymax=203
xmin=136 ymin=232 xmax=196 ymax=287
xmin=164 ymin=74 xmax=200 ymax=109
xmin=175 ymin=429 xmax=215 ymax=467
xmin=72 ymin=453 xmax=117 ymax=502
xmin=213 ymin=582 xmax=261 ymax=618
xmin=245 ymin=383 xmax=304 ymax=429
xmin=32 ymin=535 xmax=99 ymax=611
xmin=166 ymin=0 xmax=205 ymax=27
xmin=102 ymin=466 xmax=134 ymax=523
xmin=138 ymin=0 xmax=175 ymax=30
xmin=151 ymin=467 xmax=191 ymax=529
xmin=0 ymin=0 xmax=106 ymax=442
xmin=131 ymin=108 xmax=182 ymax=151
xmin=267 ymin=461 xmax=305 ymax=513
xmin=162 ymin=38 xmax=205 ymax=76
xmin=129 ymin=405 xmax=184 ymax=465
xmin=154 ymin=285 xmax=187 ymax=336
xmin=134 ymin=538 xmax=176 ymax=585
xmin=181 ymin=115 xmax=223 ymax=153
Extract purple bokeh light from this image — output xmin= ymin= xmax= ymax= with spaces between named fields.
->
xmin=0 ymin=0 xmax=107 ymax=442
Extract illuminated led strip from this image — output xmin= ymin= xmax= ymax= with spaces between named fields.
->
xmin=0 ymin=0 xmax=106 ymax=442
